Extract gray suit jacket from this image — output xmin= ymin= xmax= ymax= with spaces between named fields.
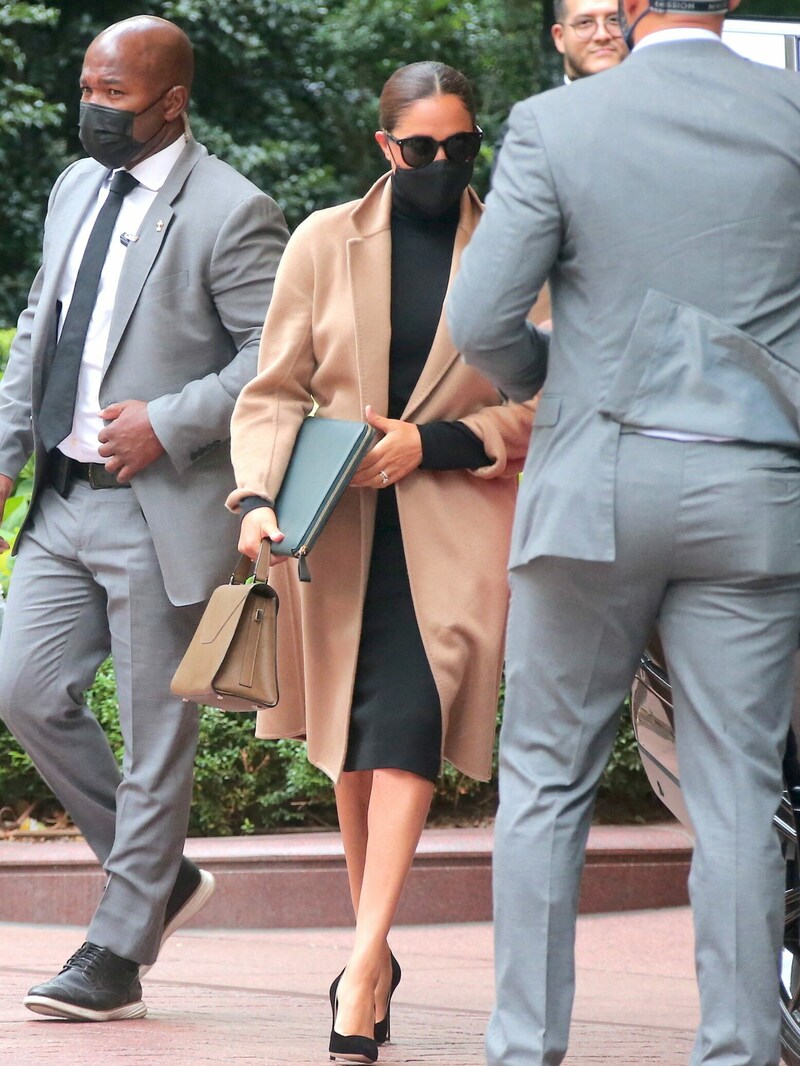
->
xmin=448 ymin=39 xmax=800 ymax=568
xmin=0 ymin=136 xmax=288 ymax=605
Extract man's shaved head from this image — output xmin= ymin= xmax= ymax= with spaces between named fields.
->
xmin=80 ymin=15 xmax=194 ymax=167
xmin=90 ymin=16 xmax=194 ymax=95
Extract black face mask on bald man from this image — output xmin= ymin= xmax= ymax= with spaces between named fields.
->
xmin=79 ymin=93 xmax=169 ymax=170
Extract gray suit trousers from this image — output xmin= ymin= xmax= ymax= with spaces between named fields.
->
xmin=0 ymin=481 xmax=204 ymax=963
xmin=488 ymin=433 xmax=800 ymax=1066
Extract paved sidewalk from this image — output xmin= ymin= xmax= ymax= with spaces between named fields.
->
xmin=0 ymin=908 xmax=698 ymax=1065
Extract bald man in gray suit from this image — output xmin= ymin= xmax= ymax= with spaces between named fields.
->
xmin=0 ymin=16 xmax=287 ymax=1020
xmin=449 ymin=0 xmax=800 ymax=1063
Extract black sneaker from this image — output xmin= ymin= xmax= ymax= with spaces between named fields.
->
xmin=24 ymin=942 xmax=146 ymax=1021
xmin=139 ymin=858 xmax=216 ymax=977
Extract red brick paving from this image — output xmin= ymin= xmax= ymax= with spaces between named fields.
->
xmin=0 ymin=909 xmax=698 ymax=1065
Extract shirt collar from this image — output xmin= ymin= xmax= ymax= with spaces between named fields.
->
xmin=115 ymin=134 xmax=187 ymax=192
xmin=634 ymin=27 xmax=722 ymax=51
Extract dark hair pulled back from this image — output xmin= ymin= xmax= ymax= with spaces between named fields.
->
xmin=379 ymin=61 xmax=476 ymax=133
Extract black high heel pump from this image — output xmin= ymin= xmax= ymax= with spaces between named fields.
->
xmin=374 ymin=952 xmax=402 ymax=1045
xmin=328 ymin=972 xmax=379 ymax=1064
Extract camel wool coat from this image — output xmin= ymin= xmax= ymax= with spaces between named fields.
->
xmin=228 ymin=173 xmax=535 ymax=783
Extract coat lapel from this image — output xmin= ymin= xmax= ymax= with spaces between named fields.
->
xmin=401 ymin=188 xmax=483 ymax=422
xmin=347 ymin=177 xmax=393 ymax=417
xmin=346 ymin=179 xmax=483 ymax=423
xmin=102 ymin=138 xmax=206 ymax=370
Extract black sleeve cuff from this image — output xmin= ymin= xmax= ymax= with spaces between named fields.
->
xmin=418 ymin=421 xmax=492 ymax=471
xmin=239 ymin=495 xmax=275 ymax=517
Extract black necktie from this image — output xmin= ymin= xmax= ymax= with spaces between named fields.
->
xmin=39 ymin=169 xmax=139 ymax=452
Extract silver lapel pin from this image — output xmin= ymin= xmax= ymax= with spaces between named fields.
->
xmin=155 ymin=219 xmax=165 ymax=232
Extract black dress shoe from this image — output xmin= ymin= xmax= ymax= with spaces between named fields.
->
xmin=24 ymin=942 xmax=145 ymax=1021
xmin=139 ymin=857 xmax=216 ymax=977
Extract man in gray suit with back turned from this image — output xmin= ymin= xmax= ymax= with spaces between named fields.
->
xmin=0 ymin=15 xmax=287 ymax=1020
xmin=449 ymin=0 xmax=800 ymax=1063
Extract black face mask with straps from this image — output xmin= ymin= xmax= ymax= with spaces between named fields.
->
xmin=79 ymin=94 xmax=168 ymax=169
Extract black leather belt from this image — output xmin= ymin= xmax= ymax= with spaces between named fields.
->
xmin=70 ymin=461 xmax=129 ymax=489
xmin=48 ymin=452 xmax=130 ymax=491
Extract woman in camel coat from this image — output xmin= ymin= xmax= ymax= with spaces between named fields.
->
xmin=228 ymin=61 xmax=534 ymax=1063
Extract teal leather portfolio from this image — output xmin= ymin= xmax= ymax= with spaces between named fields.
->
xmin=271 ymin=417 xmax=376 ymax=581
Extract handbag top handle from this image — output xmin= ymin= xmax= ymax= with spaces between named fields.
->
xmin=230 ymin=541 xmax=272 ymax=586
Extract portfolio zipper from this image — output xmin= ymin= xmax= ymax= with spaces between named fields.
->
xmin=292 ymin=440 xmax=366 ymax=582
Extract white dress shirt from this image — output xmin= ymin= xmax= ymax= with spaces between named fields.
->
xmin=56 ymin=135 xmax=187 ymax=462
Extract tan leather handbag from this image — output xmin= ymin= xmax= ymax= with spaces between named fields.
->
xmin=171 ymin=544 xmax=279 ymax=711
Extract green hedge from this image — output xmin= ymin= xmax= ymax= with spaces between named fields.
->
xmin=0 ymin=324 xmax=657 ymax=834
xmin=0 ymin=660 xmax=505 ymax=836
xmin=0 ymin=657 xmax=656 ymax=835
xmin=0 ymin=329 xmax=13 ymax=373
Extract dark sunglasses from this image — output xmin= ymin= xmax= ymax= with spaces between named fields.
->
xmin=384 ymin=126 xmax=483 ymax=169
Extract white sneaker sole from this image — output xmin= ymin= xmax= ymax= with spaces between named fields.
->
xmin=139 ymin=868 xmax=216 ymax=978
xmin=23 ymin=995 xmax=147 ymax=1022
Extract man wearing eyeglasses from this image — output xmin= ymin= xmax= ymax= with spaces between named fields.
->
xmin=493 ymin=0 xmax=626 ymax=168
xmin=551 ymin=0 xmax=628 ymax=81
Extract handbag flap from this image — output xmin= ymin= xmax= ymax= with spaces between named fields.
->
xmin=197 ymin=584 xmax=254 ymax=645
xmin=171 ymin=584 xmax=255 ymax=699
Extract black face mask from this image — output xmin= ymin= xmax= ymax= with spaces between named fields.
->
xmin=79 ymin=95 xmax=168 ymax=169
xmin=391 ymin=159 xmax=474 ymax=219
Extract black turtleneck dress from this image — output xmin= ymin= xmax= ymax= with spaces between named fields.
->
xmin=343 ymin=188 xmax=491 ymax=781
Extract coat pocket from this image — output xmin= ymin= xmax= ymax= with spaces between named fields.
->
xmin=533 ymin=394 xmax=561 ymax=428
xmin=138 ymin=269 xmax=189 ymax=305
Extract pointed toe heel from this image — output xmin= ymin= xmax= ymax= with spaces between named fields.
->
xmin=328 ymin=1029 xmax=379 ymax=1063
xmin=328 ymin=972 xmax=378 ymax=1063
xmin=374 ymin=952 xmax=401 ymax=1045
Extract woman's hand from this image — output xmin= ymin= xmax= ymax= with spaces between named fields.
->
xmin=238 ymin=506 xmax=287 ymax=562
xmin=350 ymin=405 xmax=423 ymax=489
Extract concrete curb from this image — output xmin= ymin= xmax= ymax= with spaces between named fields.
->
xmin=0 ymin=822 xmax=692 ymax=928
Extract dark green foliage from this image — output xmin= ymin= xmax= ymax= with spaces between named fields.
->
xmin=741 ymin=1 xmax=799 ymax=16
xmin=0 ymin=329 xmax=13 ymax=375
xmin=596 ymin=701 xmax=667 ymax=822
xmin=0 ymin=658 xmax=334 ymax=835
xmin=0 ymin=0 xmax=545 ymax=325
xmin=0 ymin=1 xmax=663 ymax=831
xmin=0 ymin=363 xmax=32 ymax=584
xmin=0 ymin=327 xmax=32 ymax=577
xmin=0 ymin=660 xmax=658 ymax=834
xmin=0 ymin=4 xmax=67 ymax=325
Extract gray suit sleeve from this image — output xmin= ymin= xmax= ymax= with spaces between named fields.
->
xmin=0 ymin=165 xmax=79 ymax=481
xmin=0 ymin=270 xmax=41 ymax=481
xmin=447 ymin=100 xmax=560 ymax=402
xmin=147 ymin=193 xmax=289 ymax=473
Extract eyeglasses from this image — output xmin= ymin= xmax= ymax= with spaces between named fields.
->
xmin=564 ymin=14 xmax=622 ymax=38
xmin=383 ymin=127 xmax=483 ymax=169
